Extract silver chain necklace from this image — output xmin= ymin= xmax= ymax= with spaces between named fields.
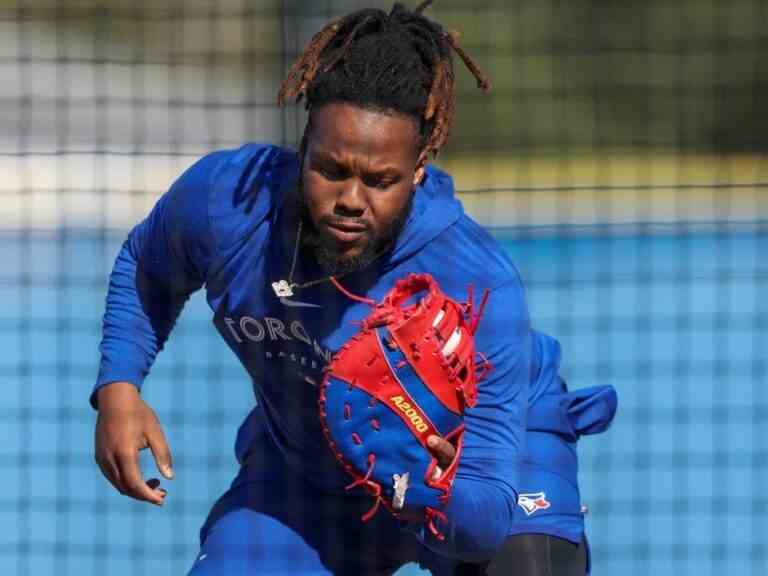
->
xmin=271 ymin=219 xmax=390 ymax=299
xmin=271 ymin=220 xmax=320 ymax=298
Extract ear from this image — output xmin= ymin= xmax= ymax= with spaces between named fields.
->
xmin=413 ymin=151 xmax=428 ymax=187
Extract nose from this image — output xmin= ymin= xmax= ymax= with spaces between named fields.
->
xmin=334 ymin=178 xmax=366 ymax=217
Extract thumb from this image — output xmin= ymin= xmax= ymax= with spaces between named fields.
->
xmin=146 ymin=418 xmax=174 ymax=480
xmin=427 ymin=435 xmax=456 ymax=469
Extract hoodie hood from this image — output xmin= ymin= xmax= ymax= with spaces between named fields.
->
xmin=385 ymin=164 xmax=464 ymax=268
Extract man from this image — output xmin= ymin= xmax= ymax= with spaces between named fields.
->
xmin=92 ymin=2 xmax=609 ymax=574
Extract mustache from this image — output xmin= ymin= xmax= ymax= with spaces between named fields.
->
xmin=321 ymin=215 xmax=371 ymax=231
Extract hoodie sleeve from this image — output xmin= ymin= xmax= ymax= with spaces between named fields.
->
xmin=417 ymin=276 xmax=531 ymax=562
xmin=90 ymin=151 xmax=225 ymax=408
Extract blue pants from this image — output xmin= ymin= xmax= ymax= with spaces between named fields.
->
xmin=187 ymin=442 xmax=446 ymax=575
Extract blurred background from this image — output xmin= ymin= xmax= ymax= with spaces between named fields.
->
xmin=1 ymin=0 xmax=765 ymax=574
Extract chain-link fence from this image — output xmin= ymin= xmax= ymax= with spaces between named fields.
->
xmin=1 ymin=1 xmax=766 ymax=574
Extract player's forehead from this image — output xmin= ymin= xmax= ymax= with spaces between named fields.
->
xmin=308 ymin=102 xmax=421 ymax=163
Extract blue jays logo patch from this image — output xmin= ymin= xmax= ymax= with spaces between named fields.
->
xmin=517 ymin=492 xmax=551 ymax=516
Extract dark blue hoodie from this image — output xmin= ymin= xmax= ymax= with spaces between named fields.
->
xmin=516 ymin=330 xmax=617 ymax=574
xmin=93 ymin=144 xmax=531 ymax=561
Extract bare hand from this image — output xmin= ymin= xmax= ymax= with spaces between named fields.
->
xmin=390 ymin=434 xmax=458 ymax=523
xmin=94 ymin=382 xmax=174 ymax=505
xmin=427 ymin=434 xmax=457 ymax=481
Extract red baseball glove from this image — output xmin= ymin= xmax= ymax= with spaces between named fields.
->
xmin=319 ymin=273 xmax=491 ymax=537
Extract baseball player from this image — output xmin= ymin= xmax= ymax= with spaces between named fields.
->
xmin=91 ymin=2 xmax=612 ymax=574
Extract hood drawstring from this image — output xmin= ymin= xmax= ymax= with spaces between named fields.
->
xmin=329 ymin=276 xmax=376 ymax=306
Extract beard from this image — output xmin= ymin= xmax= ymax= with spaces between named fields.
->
xmin=296 ymin=186 xmax=414 ymax=277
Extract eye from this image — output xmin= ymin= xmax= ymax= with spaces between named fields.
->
xmin=364 ymin=176 xmax=397 ymax=190
xmin=312 ymin=159 xmax=347 ymax=181
xmin=319 ymin=166 xmax=345 ymax=181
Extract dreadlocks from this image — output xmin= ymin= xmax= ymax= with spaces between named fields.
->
xmin=278 ymin=1 xmax=491 ymax=157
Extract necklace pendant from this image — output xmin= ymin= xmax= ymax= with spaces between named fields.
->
xmin=272 ymin=280 xmax=294 ymax=298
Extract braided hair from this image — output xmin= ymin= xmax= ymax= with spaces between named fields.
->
xmin=278 ymin=0 xmax=491 ymax=158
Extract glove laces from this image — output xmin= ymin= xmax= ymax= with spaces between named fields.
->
xmin=345 ymin=453 xmax=383 ymax=522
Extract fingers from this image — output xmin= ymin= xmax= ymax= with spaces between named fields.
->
xmin=146 ymin=417 xmax=174 ymax=480
xmin=94 ymin=414 xmax=126 ymax=496
xmin=147 ymin=478 xmax=168 ymax=498
xmin=96 ymin=447 xmax=168 ymax=504
xmin=95 ymin=452 xmax=125 ymax=495
xmin=115 ymin=449 xmax=167 ymax=506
